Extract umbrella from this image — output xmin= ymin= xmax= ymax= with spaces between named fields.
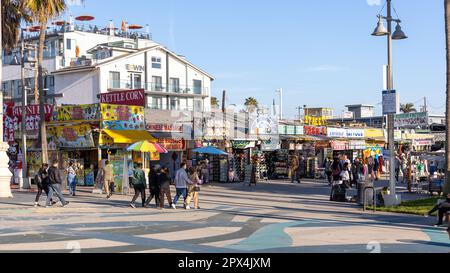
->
xmin=127 ymin=140 xmax=168 ymax=153
xmin=192 ymin=146 xmax=228 ymax=156
xmin=128 ymin=24 xmax=143 ymax=30
xmin=76 ymin=15 xmax=95 ymax=21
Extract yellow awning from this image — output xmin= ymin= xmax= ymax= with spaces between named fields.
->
xmin=100 ymin=130 xmax=157 ymax=145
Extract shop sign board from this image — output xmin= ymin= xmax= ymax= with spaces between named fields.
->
xmin=364 ymin=129 xmax=385 ymax=139
xmin=348 ymin=140 xmax=366 ymax=150
xmin=48 ymin=124 xmax=95 ymax=148
xmin=304 ymin=126 xmax=327 ymax=136
xmin=101 ymin=104 xmax=145 ymax=130
xmin=57 ymin=104 xmax=99 ymax=121
xmin=100 ymin=89 xmax=145 ymax=106
xmin=146 ymin=124 xmax=183 ymax=133
xmin=332 ymin=141 xmax=348 ymax=151
xmin=278 ymin=125 xmax=304 ymax=135
xmin=261 ymin=140 xmax=281 ymax=151
xmin=394 ymin=112 xmax=428 ymax=128
xmin=157 ymin=138 xmax=185 ymax=151
xmin=346 ymin=129 xmax=365 ymax=138
xmin=403 ymin=133 xmax=434 ymax=140
xmin=394 ymin=130 xmax=402 ymax=141
xmin=413 ymin=140 xmax=433 ymax=146
xmin=232 ymin=140 xmax=255 ymax=149
xmin=327 ymin=128 xmax=346 ymax=138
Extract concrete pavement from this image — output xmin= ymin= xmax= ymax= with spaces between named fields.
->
xmin=0 ymin=179 xmax=448 ymax=253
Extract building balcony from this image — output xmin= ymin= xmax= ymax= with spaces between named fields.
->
xmin=107 ymin=80 xmax=209 ymax=97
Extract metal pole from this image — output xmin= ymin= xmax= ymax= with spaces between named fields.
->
xmin=279 ymin=88 xmax=283 ymax=120
xmin=386 ymin=0 xmax=397 ymax=200
xmin=20 ymin=30 xmax=29 ymax=189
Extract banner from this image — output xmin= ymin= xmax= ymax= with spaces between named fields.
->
xmin=57 ymin=104 xmax=99 ymax=121
xmin=327 ymin=128 xmax=347 ymax=138
xmin=261 ymin=139 xmax=281 ymax=151
xmin=100 ymin=89 xmax=145 ymax=106
xmin=232 ymin=140 xmax=256 ymax=149
xmin=394 ymin=112 xmax=428 ymax=128
xmin=157 ymin=138 xmax=185 ymax=151
xmin=101 ymin=104 xmax=145 ymax=130
xmin=332 ymin=141 xmax=348 ymax=151
xmin=8 ymin=104 xmax=54 ymax=132
xmin=304 ymin=126 xmax=327 ymax=136
xmin=146 ymin=124 xmax=183 ymax=133
xmin=48 ymin=124 xmax=95 ymax=148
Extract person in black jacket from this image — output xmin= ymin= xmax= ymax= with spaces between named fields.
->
xmin=34 ymin=164 xmax=53 ymax=207
xmin=45 ymin=161 xmax=69 ymax=208
xmin=426 ymin=194 xmax=450 ymax=227
xmin=145 ymin=165 xmax=161 ymax=208
xmin=158 ymin=167 xmax=173 ymax=209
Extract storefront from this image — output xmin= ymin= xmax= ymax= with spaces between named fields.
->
xmin=230 ymin=140 xmax=256 ymax=182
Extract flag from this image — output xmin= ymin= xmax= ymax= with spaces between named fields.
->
xmin=121 ymin=20 xmax=126 ymax=32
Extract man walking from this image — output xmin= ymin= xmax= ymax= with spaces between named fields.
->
xmin=290 ymin=154 xmax=299 ymax=183
xmin=130 ymin=163 xmax=146 ymax=208
xmin=297 ymin=154 xmax=306 ymax=183
xmin=145 ymin=165 xmax=161 ymax=208
xmin=34 ymin=163 xmax=52 ymax=207
xmin=103 ymin=160 xmax=114 ymax=199
xmin=172 ymin=163 xmax=192 ymax=209
xmin=46 ymin=161 xmax=69 ymax=208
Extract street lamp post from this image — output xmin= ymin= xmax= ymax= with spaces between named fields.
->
xmin=0 ymin=0 xmax=14 ymax=198
xmin=276 ymin=88 xmax=283 ymax=121
xmin=372 ymin=0 xmax=407 ymax=206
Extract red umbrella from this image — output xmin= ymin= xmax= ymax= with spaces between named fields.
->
xmin=75 ymin=15 xmax=95 ymax=21
xmin=128 ymin=24 xmax=143 ymax=30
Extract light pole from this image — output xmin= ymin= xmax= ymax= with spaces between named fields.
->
xmin=276 ymin=88 xmax=283 ymax=121
xmin=371 ymin=0 xmax=408 ymax=206
xmin=0 ymin=0 xmax=14 ymax=198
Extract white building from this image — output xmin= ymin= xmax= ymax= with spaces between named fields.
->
xmin=2 ymin=20 xmax=213 ymax=112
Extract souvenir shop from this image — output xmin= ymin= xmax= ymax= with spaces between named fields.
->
xmin=230 ymin=140 xmax=256 ymax=182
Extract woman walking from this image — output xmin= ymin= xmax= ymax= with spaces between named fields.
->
xmin=159 ymin=167 xmax=173 ymax=209
xmin=130 ymin=163 xmax=146 ymax=208
xmin=67 ymin=161 xmax=77 ymax=196
xmin=103 ymin=160 xmax=114 ymax=199
xmin=145 ymin=165 xmax=161 ymax=208
xmin=185 ymin=167 xmax=201 ymax=210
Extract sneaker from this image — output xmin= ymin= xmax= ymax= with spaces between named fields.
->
xmin=34 ymin=202 xmax=38 ymax=207
xmin=185 ymin=205 xmax=191 ymax=210
xmin=45 ymin=206 xmax=51 ymax=208
xmin=171 ymin=204 xmax=176 ymax=209
xmin=434 ymin=223 xmax=444 ymax=227
xmin=424 ymin=214 xmax=429 ymax=218
xmin=106 ymin=195 xmax=111 ymax=199
xmin=130 ymin=203 xmax=136 ymax=209
xmin=195 ymin=207 xmax=201 ymax=210
xmin=62 ymin=201 xmax=69 ymax=207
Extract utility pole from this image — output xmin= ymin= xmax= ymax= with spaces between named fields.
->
xmin=20 ymin=30 xmax=30 ymax=189
xmin=296 ymin=106 xmax=302 ymax=121
xmin=0 ymin=0 xmax=14 ymax=198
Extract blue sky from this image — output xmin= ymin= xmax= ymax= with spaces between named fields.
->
xmin=66 ymin=0 xmax=446 ymax=118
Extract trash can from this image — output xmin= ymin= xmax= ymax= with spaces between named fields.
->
xmin=357 ymin=180 xmax=374 ymax=205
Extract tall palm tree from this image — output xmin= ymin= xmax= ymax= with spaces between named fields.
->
xmin=1 ymin=0 xmax=30 ymax=51
xmin=444 ymin=0 xmax=450 ymax=195
xmin=400 ymin=103 xmax=417 ymax=114
xmin=26 ymin=0 xmax=67 ymax=164
xmin=244 ymin=97 xmax=259 ymax=113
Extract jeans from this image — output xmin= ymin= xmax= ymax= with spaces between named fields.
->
xmin=68 ymin=174 xmax=76 ymax=195
xmin=173 ymin=187 xmax=187 ymax=205
xmin=46 ymin=184 xmax=67 ymax=206
xmin=145 ymin=186 xmax=161 ymax=207
xmin=131 ymin=184 xmax=146 ymax=207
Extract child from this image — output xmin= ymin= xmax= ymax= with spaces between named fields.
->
xmin=340 ymin=163 xmax=351 ymax=188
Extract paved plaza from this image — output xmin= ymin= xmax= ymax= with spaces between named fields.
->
xmin=0 ymin=179 xmax=449 ymax=253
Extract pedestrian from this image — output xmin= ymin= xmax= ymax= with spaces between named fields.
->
xmin=341 ymin=162 xmax=351 ymax=188
xmin=67 ymin=161 xmax=77 ymax=197
xmin=34 ymin=163 xmax=53 ymax=207
xmin=130 ymin=163 xmax=146 ymax=208
xmin=429 ymin=160 xmax=437 ymax=176
xmin=128 ymin=160 xmax=135 ymax=189
xmin=367 ymin=156 xmax=375 ymax=181
xmin=201 ymin=161 xmax=209 ymax=184
xmin=351 ymin=158 xmax=363 ymax=188
xmin=290 ymin=154 xmax=299 ymax=183
xmin=185 ymin=167 xmax=202 ymax=210
xmin=45 ymin=161 xmax=69 ymax=208
xmin=297 ymin=154 xmax=306 ymax=183
xmin=94 ymin=160 xmax=104 ymax=192
xmin=324 ymin=157 xmax=333 ymax=185
xmin=331 ymin=157 xmax=343 ymax=183
xmin=159 ymin=167 xmax=173 ymax=209
xmin=425 ymin=193 xmax=450 ymax=227
xmin=401 ymin=154 xmax=408 ymax=183
xmin=103 ymin=160 xmax=114 ymax=199
xmin=145 ymin=165 xmax=161 ymax=208
xmin=172 ymin=162 xmax=192 ymax=209
xmin=394 ymin=155 xmax=401 ymax=182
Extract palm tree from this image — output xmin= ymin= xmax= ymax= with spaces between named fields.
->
xmin=211 ymin=97 xmax=219 ymax=108
xmin=400 ymin=103 xmax=417 ymax=113
xmin=444 ymin=0 xmax=450 ymax=195
xmin=1 ymin=0 xmax=30 ymax=51
xmin=26 ymin=0 xmax=67 ymax=164
xmin=244 ymin=97 xmax=259 ymax=113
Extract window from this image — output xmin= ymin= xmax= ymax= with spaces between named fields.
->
xmin=169 ymin=78 xmax=180 ymax=93
xmin=49 ymin=76 xmax=55 ymax=87
xmin=109 ymin=72 xmax=120 ymax=89
xmin=193 ymin=80 xmax=202 ymax=94
xmin=66 ymin=39 xmax=72 ymax=50
xmin=151 ymin=56 xmax=162 ymax=69
xmin=194 ymin=99 xmax=203 ymax=111
xmin=132 ymin=73 xmax=142 ymax=89
xmin=170 ymin=97 xmax=180 ymax=110
xmin=152 ymin=76 xmax=163 ymax=91
xmin=149 ymin=96 xmax=164 ymax=110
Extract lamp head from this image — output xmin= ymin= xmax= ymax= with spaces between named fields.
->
xmin=392 ymin=23 xmax=408 ymax=40
xmin=372 ymin=16 xmax=388 ymax=36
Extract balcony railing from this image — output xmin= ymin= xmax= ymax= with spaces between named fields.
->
xmin=108 ymin=80 xmax=209 ymax=96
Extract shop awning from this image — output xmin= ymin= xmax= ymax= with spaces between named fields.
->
xmin=100 ymin=130 xmax=157 ymax=145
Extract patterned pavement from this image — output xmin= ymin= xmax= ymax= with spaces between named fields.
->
xmin=0 ymin=179 xmax=449 ymax=253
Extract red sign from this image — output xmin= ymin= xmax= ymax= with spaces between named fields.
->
xmin=304 ymin=126 xmax=327 ymax=136
xmin=146 ymin=124 xmax=183 ymax=132
xmin=158 ymin=138 xmax=185 ymax=151
xmin=332 ymin=141 xmax=349 ymax=151
xmin=12 ymin=104 xmax=54 ymax=122
xmin=100 ymin=89 xmax=145 ymax=106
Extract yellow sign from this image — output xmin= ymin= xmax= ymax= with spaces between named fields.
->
xmin=364 ymin=129 xmax=385 ymax=138
xmin=403 ymin=133 xmax=434 ymax=140
xmin=100 ymin=104 xmax=144 ymax=121
xmin=304 ymin=116 xmax=326 ymax=126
